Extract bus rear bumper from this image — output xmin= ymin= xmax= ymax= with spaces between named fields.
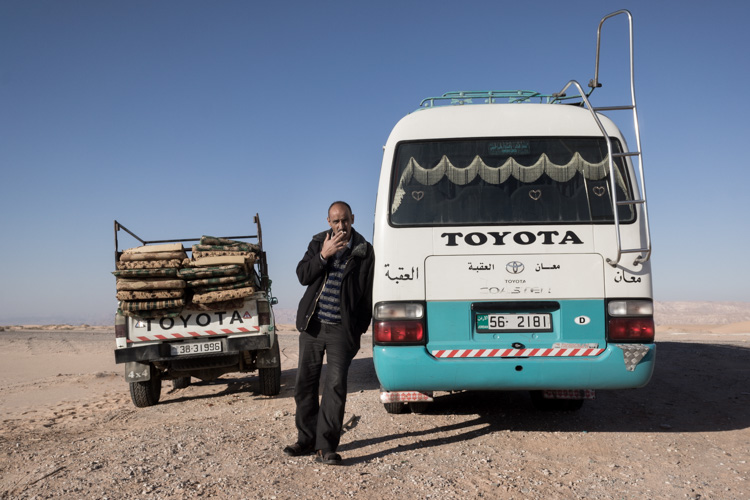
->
xmin=373 ymin=343 xmax=655 ymax=391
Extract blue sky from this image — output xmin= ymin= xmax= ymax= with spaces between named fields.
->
xmin=1 ymin=0 xmax=748 ymax=324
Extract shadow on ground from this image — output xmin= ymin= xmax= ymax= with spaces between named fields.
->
xmin=340 ymin=341 xmax=750 ymax=463
xmin=159 ymin=356 xmax=380 ymax=405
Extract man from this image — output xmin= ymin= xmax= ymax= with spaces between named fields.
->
xmin=283 ymin=201 xmax=375 ymax=465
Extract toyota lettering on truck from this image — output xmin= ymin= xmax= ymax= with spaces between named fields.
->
xmin=372 ymin=10 xmax=655 ymax=414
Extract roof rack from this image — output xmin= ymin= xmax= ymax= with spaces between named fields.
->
xmin=418 ymin=89 xmax=591 ymax=108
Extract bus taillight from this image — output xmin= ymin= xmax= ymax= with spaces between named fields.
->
xmin=374 ymin=320 xmax=424 ymax=343
xmin=607 ymin=317 xmax=655 ymax=342
xmin=606 ymin=299 xmax=655 ymax=342
xmin=373 ymin=301 xmax=425 ymax=345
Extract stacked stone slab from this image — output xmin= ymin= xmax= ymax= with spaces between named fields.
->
xmin=178 ymin=236 xmax=261 ymax=311
xmin=113 ymin=243 xmax=188 ymax=318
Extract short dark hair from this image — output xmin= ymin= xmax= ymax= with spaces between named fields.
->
xmin=328 ymin=200 xmax=352 ymax=216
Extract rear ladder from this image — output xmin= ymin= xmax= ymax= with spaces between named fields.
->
xmin=556 ymin=9 xmax=651 ymax=267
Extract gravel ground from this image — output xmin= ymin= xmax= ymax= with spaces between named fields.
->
xmin=1 ymin=326 xmax=749 ymax=499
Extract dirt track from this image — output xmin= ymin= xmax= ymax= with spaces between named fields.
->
xmin=1 ymin=326 xmax=749 ymax=499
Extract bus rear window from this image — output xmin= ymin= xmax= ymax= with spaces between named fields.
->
xmin=389 ymin=137 xmax=635 ymax=226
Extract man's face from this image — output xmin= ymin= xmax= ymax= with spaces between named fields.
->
xmin=327 ymin=203 xmax=354 ymax=241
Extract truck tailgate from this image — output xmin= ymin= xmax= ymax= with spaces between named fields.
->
xmin=125 ymin=299 xmax=262 ymax=343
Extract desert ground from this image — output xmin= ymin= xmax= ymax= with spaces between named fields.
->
xmin=1 ymin=305 xmax=749 ymax=499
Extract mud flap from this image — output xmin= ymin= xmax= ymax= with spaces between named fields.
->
xmin=617 ymin=344 xmax=650 ymax=371
xmin=380 ymin=390 xmax=434 ymax=403
xmin=542 ymin=389 xmax=595 ymax=400
xmin=125 ymin=361 xmax=151 ymax=382
xmin=256 ymin=338 xmax=280 ymax=368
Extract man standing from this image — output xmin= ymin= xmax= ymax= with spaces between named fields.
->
xmin=283 ymin=201 xmax=374 ymax=465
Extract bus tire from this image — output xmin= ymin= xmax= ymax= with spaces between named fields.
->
xmin=530 ymin=391 xmax=584 ymax=411
xmin=172 ymin=376 xmax=191 ymax=389
xmin=384 ymin=402 xmax=406 ymax=414
xmin=409 ymin=402 xmax=430 ymax=414
xmin=129 ymin=366 xmax=161 ymax=408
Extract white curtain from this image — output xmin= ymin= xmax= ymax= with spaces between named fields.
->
xmin=392 ymin=154 xmax=626 ymax=214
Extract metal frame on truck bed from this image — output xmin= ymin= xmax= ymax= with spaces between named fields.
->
xmin=112 ymin=214 xmax=280 ymax=407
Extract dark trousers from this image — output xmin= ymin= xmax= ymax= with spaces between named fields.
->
xmin=294 ymin=321 xmax=356 ymax=452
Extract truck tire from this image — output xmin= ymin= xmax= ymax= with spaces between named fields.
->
xmin=259 ymin=340 xmax=281 ymax=396
xmin=129 ymin=365 xmax=161 ymax=407
xmin=172 ymin=376 xmax=191 ymax=389
xmin=259 ymin=365 xmax=281 ymax=396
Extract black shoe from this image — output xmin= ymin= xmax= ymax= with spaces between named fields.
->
xmin=283 ymin=442 xmax=314 ymax=457
xmin=315 ymin=450 xmax=342 ymax=465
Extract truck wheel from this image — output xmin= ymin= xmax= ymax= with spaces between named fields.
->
xmin=383 ymin=402 xmax=406 ymax=414
xmin=172 ymin=376 xmax=191 ymax=389
xmin=259 ymin=365 xmax=281 ymax=396
xmin=259 ymin=339 xmax=281 ymax=396
xmin=129 ymin=366 xmax=161 ymax=408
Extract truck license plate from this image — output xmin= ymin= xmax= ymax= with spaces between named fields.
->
xmin=170 ymin=340 xmax=222 ymax=356
xmin=476 ymin=313 xmax=552 ymax=332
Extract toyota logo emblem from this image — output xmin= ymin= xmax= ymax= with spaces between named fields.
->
xmin=506 ymin=261 xmax=525 ymax=274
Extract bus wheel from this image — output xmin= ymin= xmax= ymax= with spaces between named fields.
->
xmin=409 ymin=402 xmax=430 ymax=414
xmin=384 ymin=402 xmax=406 ymax=414
xmin=530 ymin=391 xmax=584 ymax=411
xmin=172 ymin=376 xmax=191 ymax=389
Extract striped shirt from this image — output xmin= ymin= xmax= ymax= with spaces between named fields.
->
xmin=316 ymin=251 xmax=348 ymax=324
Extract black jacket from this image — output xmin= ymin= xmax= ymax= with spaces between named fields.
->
xmin=295 ymin=227 xmax=375 ymax=346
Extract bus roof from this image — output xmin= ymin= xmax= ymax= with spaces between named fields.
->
xmin=387 ymin=103 xmax=623 ymax=144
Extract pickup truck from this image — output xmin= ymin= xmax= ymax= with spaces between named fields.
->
xmin=112 ymin=215 xmax=280 ymax=407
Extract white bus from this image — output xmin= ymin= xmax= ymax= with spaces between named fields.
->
xmin=372 ymin=10 xmax=654 ymax=413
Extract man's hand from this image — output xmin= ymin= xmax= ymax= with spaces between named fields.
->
xmin=321 ymin=230 xmax=348 ymax=260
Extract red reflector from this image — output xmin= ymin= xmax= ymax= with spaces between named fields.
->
xmin=374 ymin=320 xmax=424 ymax=343
xmin=608 ymin=317 xmax=655 ymax=342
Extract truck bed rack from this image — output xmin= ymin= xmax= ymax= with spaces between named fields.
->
xmin=113 ymin=213 xmax=271 ymax=292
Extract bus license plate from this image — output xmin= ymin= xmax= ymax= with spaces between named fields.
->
xmin=477 ymin=313 xmax=552 ymax=332
xmin=170 ymin=340 xmax=222 ymax=356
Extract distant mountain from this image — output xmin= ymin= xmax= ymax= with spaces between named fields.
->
xmin=0 ymin=311 xmax=115 ymax=327
xmin=277 ymin=303 xmax=750 ymax=326
xmin=3 ymin=302 xmax=749 ymax=328
xmin=264 ymin=301 xmax=750 ymax=325
xmin=272 ymin=308 xmax=297 ymax=325
xmin=654 ymin=301 xmax=750 ymax=325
